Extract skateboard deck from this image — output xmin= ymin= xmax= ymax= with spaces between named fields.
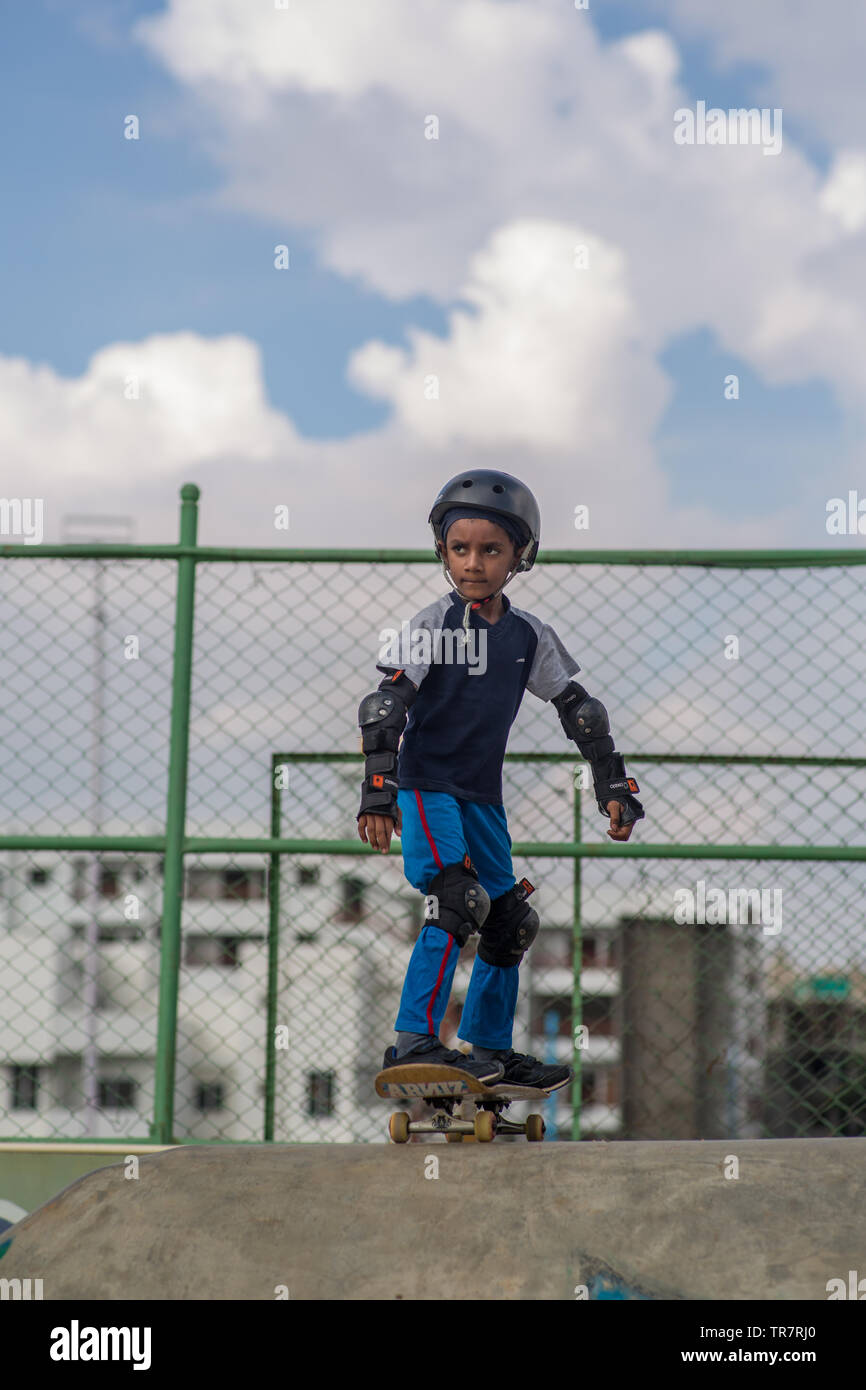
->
xmin=375 ymin=1063 xmax=556 ymax=1143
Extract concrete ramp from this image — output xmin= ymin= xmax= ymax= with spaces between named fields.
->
xmin=1 ymin=1138 xmax=863 ymax=1300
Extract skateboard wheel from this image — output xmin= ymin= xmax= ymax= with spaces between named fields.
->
xmin=389 ymin=1112 xmax=410 ymax=1144
xmin=525 ymin=1113 xmax=545 ymax=1142
xmin=445 ymin=1132 xmax=463 ymax=1143
xmin=474 ymin=1111 xmax=496 ymax=1143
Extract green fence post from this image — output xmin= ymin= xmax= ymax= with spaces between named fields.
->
xmin=264 ymin=755 xmax=283 ymax=1141
xmin=571 ymin=774 xmax=582 ymax=1142
xmin=150 ymin=483 xmax=199 ymax=1144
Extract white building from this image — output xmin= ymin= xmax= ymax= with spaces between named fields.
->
xmin=0 ymin=847 xmax=418 ymax=1144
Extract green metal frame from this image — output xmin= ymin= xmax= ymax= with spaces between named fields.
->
xmin=1 ymin=482 xmax=864 ymax=1145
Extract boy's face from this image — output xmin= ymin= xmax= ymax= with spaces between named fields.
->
xmin=438 ymin=518 xmax=520 ymax=593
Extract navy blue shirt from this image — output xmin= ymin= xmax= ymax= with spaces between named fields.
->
xmin=375 ymin=590 xmax=581 ymax=804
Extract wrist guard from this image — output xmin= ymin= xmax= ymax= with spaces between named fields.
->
xmin=551 ymin=681 xmax=645 ymax=826
xmin=356 ymin=669 xmax=418 ymax=822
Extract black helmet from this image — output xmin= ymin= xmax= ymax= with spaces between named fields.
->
xmin=428 ymin=469 xmax=540 ymax=573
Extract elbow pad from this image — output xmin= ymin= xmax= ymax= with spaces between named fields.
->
xmin=551 ymin=682 xmax=614 ymax=758
xmin=552 ymin=681 xmax=644 ymax=825
xmin=356 ymin=671 xmax=417 ymax=821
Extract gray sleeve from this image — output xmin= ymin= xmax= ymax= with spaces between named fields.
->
xmin=524 ymin=621 xmax=581 ymax=702
xmin=373 ymin=595 xmax=452 ymax=691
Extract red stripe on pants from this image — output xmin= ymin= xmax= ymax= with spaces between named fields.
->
xmin=414 ymin=789 xmax=444 ymax=870
xmin=415 ymin=790 xmax=450 ymax=1031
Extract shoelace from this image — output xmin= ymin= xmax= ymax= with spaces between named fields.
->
xmin=502 ymin=1051 xmax=543 ymax=1069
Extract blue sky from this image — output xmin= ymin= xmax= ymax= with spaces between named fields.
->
xmin=1 ymin=0 xmax=442 ymax=438
xmin=1 ymin=0 xmax=863 ymax=543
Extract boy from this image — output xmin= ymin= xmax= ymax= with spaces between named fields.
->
xmin=356 ymin=470 xmax=644 ymax=1091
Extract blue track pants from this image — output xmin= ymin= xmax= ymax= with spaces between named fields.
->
xmin=393 ymin=789 xmax=520 ymax=1050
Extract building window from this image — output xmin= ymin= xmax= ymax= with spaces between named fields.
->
xmin=527 ymin=928 xmax=569 ymax=969
xmin=195 ymin=1082 xmax=224 ymax=1111
xmin=307 ymin=1070 xmax=335 ymax=1117
xmin=184 ymin=936 xmax=242 ymax=967
xmin=185 ymin=869 xmax=222 ymax=900
xmin=99 ymin=863 xmax=122 ymax=898
xmin=338 ymin=877 xmax=365 ymax=920
xmin=185 ymin=868 xmax=266 ymax=900
xmin=530 ymin=998 xmax=571 ymax=1037
xmin=222 ymin=868 xmax=265 ymax=901
xmin=593 ymin=935 xmax=610 ymax=968
xmin=584 ymin=996 xmax=614 ymax=1036
xmin=72 ymin=859 xmax=135 ymax=899
xmin=98 ymin=1078 xmax=136 ymax=1109
xmin=69 ymin=922 xmax=144 ymax=942
xmin=297 ymin=865 xmax=320 ymax=886
xmin=11 ymin=1065 xmax=39 ymax=1109
xmin=99 ymin=923 xmax=145 ymax=942
xmin=28 ymin=866 xmax=51 ymax=886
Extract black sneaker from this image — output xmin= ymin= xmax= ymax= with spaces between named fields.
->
xmin=381 ymin=1037 xmax=504 ymax=1085
xmin=485 ymin=1049 xmax=572 ymax=1092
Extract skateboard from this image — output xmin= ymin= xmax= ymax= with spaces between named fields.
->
xmin=374 ymin=1062 xmax=552 ymax=1143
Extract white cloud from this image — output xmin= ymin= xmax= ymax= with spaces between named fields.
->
xmin=135 ymin=0 xmax=561 ymax=122
xmin=618 ymin=28 xmax=680 ymax=92
xmin=0 ymin=241 xmax=802 ymax=552
xmin=657 ymin=0 xmax=866 ymax=147
xmin=0 ymin=333 xmax=296 ymax=487
xmin=348 ymin=219 xmax=664 ymax=457
xmin=131 ymin=0 xmax=866 ymax=405
xmin=820 ymin=151 xmax=866 ymax=233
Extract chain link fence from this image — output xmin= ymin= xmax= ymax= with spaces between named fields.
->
xmin=1 ymin=485 xmax=865 ymax=1144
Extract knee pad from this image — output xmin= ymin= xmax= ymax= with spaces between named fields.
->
xmin=477 ymin=878 xmax=539 ymax=967
xmin=423 ymin=856 xmax=490 ymax=948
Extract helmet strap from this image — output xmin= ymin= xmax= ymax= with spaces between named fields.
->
xmin=438 ymin=555 xmax=522 ymax=608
